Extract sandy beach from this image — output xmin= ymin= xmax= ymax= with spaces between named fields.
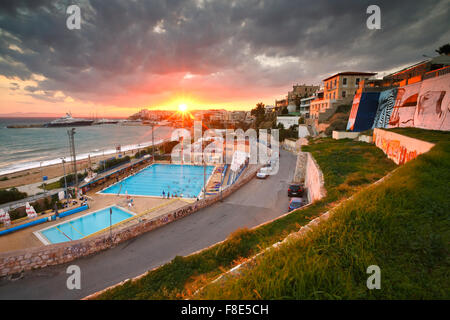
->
xmin=0 ymin=148 xmax=148 ymax=190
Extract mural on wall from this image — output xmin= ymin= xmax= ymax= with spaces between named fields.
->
xmin=372 ymin=88 xmax=398 ymax=129
xmin=387 ymin=82 xmax=420 ymax=128
xmin=347 ymin=91 xmax=380 ymax=131
xmin=349 ymin=73 xmax=450 ymax=131
xmin=346 ymin=93 xmax=361 ymax=131
xmin=375 ymin=136 xmax=418 ymax=165
xmin=413 ymin=73 xmax=450 ymax=131
xmin=373 ymin=128 xmax=435 ymax=165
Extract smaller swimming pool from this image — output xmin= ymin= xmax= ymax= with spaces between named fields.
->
xmin=35 ymin=206 xmax=134 ymax=245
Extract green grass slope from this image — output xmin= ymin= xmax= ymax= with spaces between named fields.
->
xmin=96 ymin=139 xmax=395 ymax=299
xmin=198 ymin=141 xmax=450 ymax=299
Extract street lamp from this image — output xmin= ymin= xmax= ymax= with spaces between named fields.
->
xmin=61 ymin=158 xmax=68 ymax=206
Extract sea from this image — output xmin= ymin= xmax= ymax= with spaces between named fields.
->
xmin=0 ymin=118 xmax=174 ymax=176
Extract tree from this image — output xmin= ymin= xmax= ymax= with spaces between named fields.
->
xmin=251 ymin=102 xmax=267 ymax=129
xmin=251 ymin=102 xmax=265 ymax=117
xmin=436 ymin=43 xmax=450 ymax=55
xmin=281 ymin=107 xmax=289 ymax=115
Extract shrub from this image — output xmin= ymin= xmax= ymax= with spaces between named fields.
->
xmin=0 ymin=187 xmax=27 ymax=205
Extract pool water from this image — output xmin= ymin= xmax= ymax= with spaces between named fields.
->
xmin=100 ymin=164 xmax=215 ymax=198
xmin=39 ymin=206 xmax=133 ymax=244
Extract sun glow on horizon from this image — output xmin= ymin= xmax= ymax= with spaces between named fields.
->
xmin=178 ymin=103 xmax=188 ymax=112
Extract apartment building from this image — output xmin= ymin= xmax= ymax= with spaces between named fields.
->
xmin=287 ymin=84 xmax=320 ymax=104
xmin=310 ymin=71 xmax=376 ymax=120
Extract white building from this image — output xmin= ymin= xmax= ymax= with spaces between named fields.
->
xmin=299 ymin=96 xmax=315 ymax=117
xmin=277 ymin=116 xmax=300 ymax=129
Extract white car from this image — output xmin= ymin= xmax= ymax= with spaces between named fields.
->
xmin=256 ymin=167 xmax=271 ymax=179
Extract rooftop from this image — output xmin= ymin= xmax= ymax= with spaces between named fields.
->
xmin=323 ymin=71 xmax=377 ymax=81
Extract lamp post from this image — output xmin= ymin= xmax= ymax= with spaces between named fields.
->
xmin=67 ymin=128 xmax=78 ymax=198
xmin=151 ymin=124 xmax=154 ymax=161
xmin=39 ymin=161 xmax=44 ymax=193
xmin=61 ymin=158 xmax=68 ymax=206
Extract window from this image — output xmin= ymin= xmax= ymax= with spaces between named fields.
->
xmin=332 ymin=92 xmax=335 ymax=99
xmin=355 ymin=78 xmax=360 ymax=86
xmin=343 ymin=78 xmax=347 ymax=85
xmin=342 ymin=91 xmax=346 ymax=98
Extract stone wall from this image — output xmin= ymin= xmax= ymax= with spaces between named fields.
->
xmin=373 ymin=128 xmax=435 ymax=165
xmin=293 ymin=152 xmax=307 ymax=184
xmin=304 ymin=152 xmax=326 ymax=203
xmin=0 ymin=165 xmax=261 ymax=277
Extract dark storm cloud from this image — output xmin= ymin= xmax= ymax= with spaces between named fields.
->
xmin=0 ymin=0 xmax=448 ymax=105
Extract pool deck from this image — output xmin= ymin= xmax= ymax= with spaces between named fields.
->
xmin=0 ymin=162 xmax=222 ymax=253
xmin=0 ymin=193 xmax=186 ymax=253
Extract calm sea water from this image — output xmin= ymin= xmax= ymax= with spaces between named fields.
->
xmin=0 ymin=118 xmax=174 ymax=175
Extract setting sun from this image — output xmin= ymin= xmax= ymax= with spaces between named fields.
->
xmin=178 ymin=103 xmax=188 ymax=112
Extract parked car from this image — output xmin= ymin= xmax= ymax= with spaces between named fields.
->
xmin=288 ymin=197 xmax=304 ymax=211
xmin=256 ymin=167 xmax=270 ymax=179
xmin=288 ymin=184 xmax=304 ymax=197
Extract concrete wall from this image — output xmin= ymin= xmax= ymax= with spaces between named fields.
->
xmin=298 ymin=125 xmax=310 ymax=138
xmin=348 ymin=72 xmax=450 ymax=132
xmin=358 ymin=135 xmax=373 ymax=143
xmin=277 ymin=116 xmax=300 ymax=129
xmin=332 ymin=131 xmax=360 ymax=140
xmin=373 ymin=128 xmax=435 ymax=165
xmin=304 ymin=152 xmax=326 ymax=203
xmin=0 ymin=165 xmax=261 ymax=277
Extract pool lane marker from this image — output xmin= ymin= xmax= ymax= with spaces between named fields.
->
xmin=69 ymin=222 xmax=85 ymax=238
xmin=55 ymin=225 xmax=72 ymax=241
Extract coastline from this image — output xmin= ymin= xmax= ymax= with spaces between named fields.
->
xmin=0 ymin=140 xmax=167 ymax=189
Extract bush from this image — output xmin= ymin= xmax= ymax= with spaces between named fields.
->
xmin=8 ymin=208 xmax=26 ymax=221
xmin=95 ymin=156 xmax=131 ymax=173
xmin=0 ymin=187 xmax=28 ymax=205
xmin=59 ymin=173 xmax=87 ymax=187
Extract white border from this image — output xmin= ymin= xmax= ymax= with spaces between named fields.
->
xmin=33 ymin=205 xmax=136 ymax=245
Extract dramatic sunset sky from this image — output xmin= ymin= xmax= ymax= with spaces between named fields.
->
xmin=0 ymin=0 xmax=449 ymax=117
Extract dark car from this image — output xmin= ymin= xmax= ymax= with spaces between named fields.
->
xmin=288 ymin=184 xmax=304 ymax=197
xmin=288 ymin=197 xmax=303 ymax=211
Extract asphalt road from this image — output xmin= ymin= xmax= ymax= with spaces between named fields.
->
xmin=0 ymin=149 xmax=297 ymax=299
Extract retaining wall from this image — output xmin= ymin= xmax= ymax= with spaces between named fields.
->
xmin=304 ymin=152 xmax=326 ymax=203
xmin=332 ymin=131 xmax=360 ymax=140
xmin=373 ymin=128 xmax=435 ymax=165
xmin=0 ymin=165 xmax=261 ymax=277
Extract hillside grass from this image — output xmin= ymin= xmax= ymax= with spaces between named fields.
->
xmin=95 ymin=139 xmax=396 ymax=299
xmin=198 ymin=140 xmax=450 ymax=299
xmin=386 ymin=127 xmax=450 ymax=144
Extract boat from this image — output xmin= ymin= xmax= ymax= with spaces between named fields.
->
xmin=93 ymin=119 xmax=119 ymax=125
xmin=44 ymin=113 xmax=94 ymax=127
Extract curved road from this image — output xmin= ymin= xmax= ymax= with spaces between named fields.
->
xmin=0 ymin=149 xmax=296 ymax=299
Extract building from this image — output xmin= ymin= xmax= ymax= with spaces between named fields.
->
xmin=229 ymin=111 xmax=247 ymax=122
xmin=287 ymin=84 xmax=320 ymax=104
xmin=299 ymin=96 xmax=315 ymax=117
xmin=310 ymin=71 xmax=376 ymax=120
xmin=276 ymin=116 xmax=300 ymax=129
xmin=264 ymin=105 xmax=276 ymax=114
xmin=275 ymin=98 xmax=288 ymax=108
